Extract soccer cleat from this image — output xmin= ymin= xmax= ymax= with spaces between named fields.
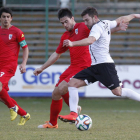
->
xmin=18 ymin=113 xmax=30 ymax=125
xmin=59 ymin=112 xmax=78 ymax=123
xmin=10 ymin=105 xmax=19 ymax=121
xmin=38 ymin=121 xmax=58 ymax=129
xmin=69 ymin=106 xmax=82 ymax=124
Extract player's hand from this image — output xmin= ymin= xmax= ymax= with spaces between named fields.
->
xmin=19 ymin=64 xmax=26 ymax=74
xmin=33 ymin=68 xmax=43 ymax=76
xmin=119 ymin=21 xmax=129 ymax=31
xmin=63 ymin=39 xmax=73 ymax=47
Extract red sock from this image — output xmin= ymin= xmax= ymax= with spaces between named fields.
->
xmin=50 ymin=99 xmax=63 ymax=126
xmin=61 ymin=92 xmax=69 ymax=106
xmin=0 ymin=88 xmax=15 ymax=108
xmin=10 ymin=98 xmax=27 ymax=116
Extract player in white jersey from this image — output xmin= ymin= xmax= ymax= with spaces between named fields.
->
xmin=58 ymin=7 xmax=140 ymax=123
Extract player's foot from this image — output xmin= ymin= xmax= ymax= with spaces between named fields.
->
xmin=38 ymin=121 xmax=58 ymax=128
xmin=69 ymin=106 xmax=82 ymax=124
xmin=10 ymin=105 xmax=19 ymax=121
xmin=18 ymin=113 xmax=30 ymax=125
xmin=59 ymin=112 xmax=78 ymax=123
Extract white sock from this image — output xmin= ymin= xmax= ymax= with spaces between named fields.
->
xmin=68 ymin=87 xmax=79 ymax=113
xmin=121 ymin=88 xmax=140 ymax=101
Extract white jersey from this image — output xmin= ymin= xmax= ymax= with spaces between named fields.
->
xmin=89 ymin=20 xmax=117 ymax=65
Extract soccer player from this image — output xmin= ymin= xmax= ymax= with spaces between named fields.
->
xmin=33 ymin=8 xmax=128 ymax=129
xmin=0 ymin=7 xmax=30 ymax=125
xmin=58 ymin=7 xmax=140 ymax=123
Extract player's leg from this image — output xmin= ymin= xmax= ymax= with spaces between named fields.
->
xmin=38 ymin=72 xmax=68 ymax=129
xmin=59 ymin=65 xmax=88 ymax=107
xmin=58 ymin=80 xmax=69 ymax=106
xmin=38 ymin=87 xmax=61 ymax=128
xmin=96 ymin=63 xmax=140 ymax=101
xmin=10 ymin=98 xmax=30 ymax=125
xmin=49 ymin=87 xmax=62 ymax=126
xmin=10 ymin=98 xmax=27 ymax=116
xmin=0 ymin=80 xmax=19 ymax=121
xmin=0 ymin=70 xmax=30 ymax=123
xmin=112 ymin=86 xmax=140 ymax=101
xmin=58 ymin=80 xmax=82 ymax=124
xmin=59 ymin=67 xmax=96 ymax=123
xmin=59 ymin=78 xmax=86 ymax=123
xmin=0 ymin=82 xmax=15 ymax=108
xmin=38 ymin=66 xmax=85 ymax=128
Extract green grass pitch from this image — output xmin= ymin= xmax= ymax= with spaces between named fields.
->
xmin=1 ymin=98 xmax=140 ymax=140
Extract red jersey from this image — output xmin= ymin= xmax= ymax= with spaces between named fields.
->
xmin=56 ymin=22 xmax=91 ymax=67
xmin=0 ymin=26 xmax=27 ymax=73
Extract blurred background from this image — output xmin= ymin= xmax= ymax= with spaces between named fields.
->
xmin=1 ymin=0 xmax=140 ymax=97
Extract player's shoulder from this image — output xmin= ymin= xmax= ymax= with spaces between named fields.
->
xmin=61 ymin=31 xmax=69 ymax=39
xmin=94 ymin=20 xmax=110 ymax=29
xmin=76 ymin=22 xmax=86 ymax=27
xmin=11 ymin=26 xmax=23 ymax=33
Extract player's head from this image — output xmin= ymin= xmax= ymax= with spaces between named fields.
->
xmin=58 ymin=8 xmax=75 ymax=31
xmin=81 ymin=7 xmax=99 ymax=30
xmin=0 ymin=7 xmax=13 ymax=28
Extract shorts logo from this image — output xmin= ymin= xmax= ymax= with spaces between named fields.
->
xmin=9 ymin=34 xmax=13 ymax=40
xmin=0 ymin=72 xmax=5 ymax=77
xmin=75 ymin=28 xmax=78 ymax=34
xmin=108 ymin=84 xmax=114 ymax=88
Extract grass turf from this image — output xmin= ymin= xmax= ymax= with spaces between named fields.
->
xmin=0 ymin=98 xmax=140 ymax=140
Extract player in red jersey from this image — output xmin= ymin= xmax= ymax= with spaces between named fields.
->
xmin=33 ymin=8 xmax=128 ymax=129
xmin=0 ymin=7 xmax=30 ymax=125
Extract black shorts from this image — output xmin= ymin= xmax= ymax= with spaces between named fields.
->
xmin=73 ymin=63 xmax=121 ymax=90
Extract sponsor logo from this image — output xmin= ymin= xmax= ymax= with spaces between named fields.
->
xmin=75 ymin=28 xmax=78 ymax=34
xmin=9 ymin=34 xmax=12 ymax=40
xmin=21 ymin=34 xmax=24 ymax=38
xmin=0 ymin=72 xmax=5 ymax=77
xmin=23 ymin=67 xmax=61 ymax=85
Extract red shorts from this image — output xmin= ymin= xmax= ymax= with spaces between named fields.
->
xmin=0 ymin=69 xmax=14 ymax=91
xmin=56 ymin=65 xmax=88 ymax=87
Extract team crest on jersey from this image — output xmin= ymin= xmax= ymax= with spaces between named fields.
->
xmin=9 ymin=34 xmax=13 ymax=40
xmin=75 ymin=28 xmax=78 ymax=34
xmin=0 ymin=72 xmax=5 ymax=77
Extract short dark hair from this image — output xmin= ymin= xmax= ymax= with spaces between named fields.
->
xmin=81 ymin=7 xmax=98 ymax=18
xmin=58 ymin=8 xmax=73 ymax=20
xmin=0 ymin=7 xmax=13 ymax=17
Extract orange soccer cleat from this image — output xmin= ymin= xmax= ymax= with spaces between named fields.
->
xmin=58 ymin=112 xmax=78 ymax=123
xmin=38 ymin=121 xmax=58 ymax=129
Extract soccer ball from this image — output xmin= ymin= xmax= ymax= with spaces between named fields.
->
xmin=75 ymin=114 xmax=92 ymax=131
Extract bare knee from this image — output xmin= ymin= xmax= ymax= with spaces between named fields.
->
xmin=58 ymin=84 xmax=68 ymax=95
xmin=52 ymin=87 xmax=61 ymax=100
xmin=111 ymin=87 xmax=122 ymax=96
xmin=0 ymin=82 xmax=2 ymax=92
xmin=57 ymin=81 xmax=68 ymax=95
xmin=68 ymin=78 xmax=86 ymax=88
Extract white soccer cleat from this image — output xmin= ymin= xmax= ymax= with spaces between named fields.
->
xmin=77 ymin=106 xmax=82 ymax=115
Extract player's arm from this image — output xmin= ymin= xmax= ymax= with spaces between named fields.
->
xmin=63 ymin=36 xmax=96 ymax=47
xmin=33 ymin=52 xmax=61 ymax=76
xmin=63 ymin=24 xmax=102 ymax=47
xmin=111 ymin=22 xmax=128 ymax=33
xmin=115 ymin=14 xmax=140 ymax=25
xmin=19 ymin=47 xmax=29 ymax=74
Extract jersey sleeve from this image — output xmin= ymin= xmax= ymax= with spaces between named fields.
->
xmin=89 ymin=24 xmax=103 ymax=41
xmin=109 ymin=20 xmax=117 ymax=29
xmin=17 ymin=29 xmax=28 ymax=48
xmin=56 ymin=34 xmax=69 ymax=54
